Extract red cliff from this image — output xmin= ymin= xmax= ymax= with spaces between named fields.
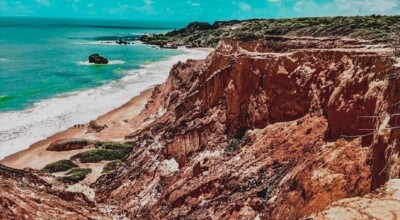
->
xmin=92 ymin=38 xmax=400 ymax=219
xmin=0 ymin=164 xmax=108 ymax=219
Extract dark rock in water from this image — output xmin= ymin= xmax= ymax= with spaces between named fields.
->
xmin=139 ymin=34 xmax=149 ymax=42
xmin=116 ymin=39 xmax=130 ymax=45
xmin=88 ymin=54 xmax=108 ymax=64
xmin=160 ymin=43 xmax=178 ymax=49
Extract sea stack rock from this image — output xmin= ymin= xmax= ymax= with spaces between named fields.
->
xmin=88 ymin=54 xmax=108 ymax=64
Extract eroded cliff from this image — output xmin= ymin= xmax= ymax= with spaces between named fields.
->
xmin=92 ymin=38 xmax=400 ymax=219
xmin=0 ymin=164 xmax=108 ymax=219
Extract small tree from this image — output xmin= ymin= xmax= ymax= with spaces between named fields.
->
xmin=391 ymin=26 xmax=400 ymax=58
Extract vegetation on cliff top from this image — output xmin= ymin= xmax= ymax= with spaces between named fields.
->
xmin=59 ymin=168 xmax=92 ymax=184
xmin=102 ymin=160 xmax=122 ymax=173
xmin=71 ymin=141 xmax=133 ymax=163
xmin=95 ymin=141 xmax=133 ymax=151
xmin=41 ymin=160 xmax=78 ymax=173
xmin=141 ymin=15 xmax=400 ymax=47
xmin=71 ymin=149 xmax=128 ymax=163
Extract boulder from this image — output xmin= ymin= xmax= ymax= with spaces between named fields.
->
xmin=88 ymin=54 xmax=108 ymax=64
xmin=87 ymin=120 xmax=107 ymax=133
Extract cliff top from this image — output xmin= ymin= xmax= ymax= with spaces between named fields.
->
xmin=141 ymin=15 xmax=400 ymax=47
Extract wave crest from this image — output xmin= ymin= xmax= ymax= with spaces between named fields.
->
xmin=77 ymin=60 xmax=126 ymax=65
xmin=70 ymin=41 xmax=138 ymax=46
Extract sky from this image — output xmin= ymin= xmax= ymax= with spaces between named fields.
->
xmin=0 ymin=0 xmax=399 ymax=22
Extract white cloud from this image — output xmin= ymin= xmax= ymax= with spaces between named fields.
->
xmin=36 ymin=0 xmax=50 ymax=6
xmin=107 ymin=0 xmax=155 ymax=17
xmin=143 ymin=0 xmax=154 ymax=7
xmin=335 ymin=0 xmax=397 ymax=13
xmin=267 ymin=0 xmax=281 ymax=3
xmin=187 ymin=0 xmax=200 ymax=7
xmin=67 ymin=0 xmax=79 ymax=13
xmin=293 ymin=0 xmax=398 ymax=16
xmin=134 ymin=0 xmax=154 ymax=13
xmin=0 ymin=0 xmax=33 ymax=16
xmin=239 ymin=2 xmax=252 ymax=12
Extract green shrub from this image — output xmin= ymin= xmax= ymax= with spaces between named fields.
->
xmin=95 ymin=141 xmax=133 ymax=152
xmin=60 ymin=168 xmax=92 ymax=184
xmin=225 ymin=139 xmax=241 ymax=152
xmin=102 ymin=160 xmax=122 ymax=173
xmin=71 ymin=149 xmax=128 ymax=163
xmin=41 ymin=160 xmax=78 ymax=173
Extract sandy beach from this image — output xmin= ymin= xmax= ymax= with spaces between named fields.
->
xmin=0 ymin=47 xmax=212 ymax=170
xmin=0 ymin=88 xmax=153 ymax=170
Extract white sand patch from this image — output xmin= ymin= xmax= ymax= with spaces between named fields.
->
xmin=66 ymin=184 xmax=96 ymax=201
xmin=365 ymin=80 xmax=387 ymax=98
xmin=195 ymin=150 xmax=221 ymax=162
xmin=312 ymin=168 xmax=342 ymax=184
xmin=161 ymin=158 xmax=179 ymax=173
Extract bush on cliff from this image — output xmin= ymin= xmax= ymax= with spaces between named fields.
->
xmin=102 ymin=160 xmax=122 ymax=173
xmin=41 ymin=160 xmax=78 ymax=173
xmin=60 ymin=168 xmax=92 ymax=184
xmin=95 ymin=141 xmax=133 ymax=152
xmin=225 ymin=139 xmax=242 ymax=152
xmin=71 ymin=149 xmax=128 ymax=163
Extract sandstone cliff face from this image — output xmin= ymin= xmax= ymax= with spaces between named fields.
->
xmin=0 ymin=164 xmax=107 ymax=219
xmin=311 ymin=179 xmax=400 ymax=219
xmin=93 ymin=38 xmax=399 ymax=219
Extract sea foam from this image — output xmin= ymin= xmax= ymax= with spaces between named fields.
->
xmin=78 ymin=60 xmax=126 ymax=65
xmin=0 ymin=48 xmax=210 ymax=159
xmin=70 ymin=41 xmax=139 ymax=46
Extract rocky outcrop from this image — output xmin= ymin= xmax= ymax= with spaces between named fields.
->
xmin=0 ymin=164 xmax=107 ymax=219
xmin=88 ymin=53 xmax=108 ymax=64
xmin=87 ymin=120 xmax=107 ymax=133
xmin=92 ymin=38 xmax=399 ymax=219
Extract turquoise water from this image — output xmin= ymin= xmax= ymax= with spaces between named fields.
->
xmin=0 ymin=17 xmax=184 ymax=112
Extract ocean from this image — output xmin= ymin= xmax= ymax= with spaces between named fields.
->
xmin=0 ymin=17 xmax=208 ymax=159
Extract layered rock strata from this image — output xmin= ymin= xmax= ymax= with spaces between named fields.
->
xmin=92 ymin=38 xmax=400 ymax=219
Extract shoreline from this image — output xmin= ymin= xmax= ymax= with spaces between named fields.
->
xmin=0 ymin=88 xmax=153 ymax=169
xmin=0 ymin=47 xmax=213 ymax=169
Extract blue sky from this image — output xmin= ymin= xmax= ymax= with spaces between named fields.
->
xmin=0 ymin=0 xmax=399 ymax=22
